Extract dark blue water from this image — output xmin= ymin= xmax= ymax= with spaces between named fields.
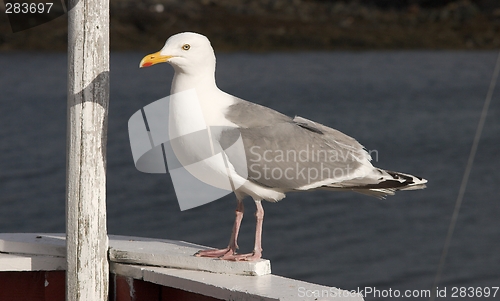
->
xmin=1 ymin=51 xmax=499 ymax=300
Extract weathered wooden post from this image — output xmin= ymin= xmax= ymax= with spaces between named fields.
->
xmin=66 ymin=0 xmax=109 ymax=299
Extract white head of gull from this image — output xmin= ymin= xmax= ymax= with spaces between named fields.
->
xmin=140 ymin=32 xmax=427 ymax=261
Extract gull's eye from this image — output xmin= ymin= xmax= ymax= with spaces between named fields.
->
xmin=182 ymin=44 xmax=190 ymax=51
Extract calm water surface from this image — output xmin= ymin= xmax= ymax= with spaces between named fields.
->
xmin=0 ymin=51 xmax=499 ymax=300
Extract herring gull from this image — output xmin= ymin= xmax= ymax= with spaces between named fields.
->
xmin=139 ymin=32 xmax=427 ymax=261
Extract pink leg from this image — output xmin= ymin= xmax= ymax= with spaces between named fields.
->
xmin=225 ymin=200 xmax=264 ymax=261
xmin=195 ymin=198 xmax=244 ymax=258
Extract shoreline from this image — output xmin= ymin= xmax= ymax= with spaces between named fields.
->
xmin=1 ymin=0 xmax=499 ymax=51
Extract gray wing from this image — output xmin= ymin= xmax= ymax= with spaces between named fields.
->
xmin=221 ymin=99 xmax=372 ymax=190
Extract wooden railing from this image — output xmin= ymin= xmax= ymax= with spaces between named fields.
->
xmin=0 ymin=233 xmax=364 ymax=301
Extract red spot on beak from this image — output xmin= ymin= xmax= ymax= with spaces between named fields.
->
xmin=142 ymin=62 xmax=153 ymax=67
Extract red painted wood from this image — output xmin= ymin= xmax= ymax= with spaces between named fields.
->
xmin=110 ymin=274 xmax=222 ymax=301
xmin=0 ymin=271 xmax=223 ymax=301
xmin=112 ymin=275 xmax=160 ymax=301
xmin=0 ymin=271 xmax=44 ymax=301
xmin=44 ymin=271 xmax=65 ymax=301
xmin=114 ymin=275 xmax=133 ymax=301
xmin=109 ymin=275 xmax=116 ymax=301
xmin=0 ymin=271 xmax=64 ymax=301
xmin=131 ymin=278 xmax=160 ymax=301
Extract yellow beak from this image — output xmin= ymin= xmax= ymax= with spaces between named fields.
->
xmin=139 ymin=51 xmax=173 ymax=68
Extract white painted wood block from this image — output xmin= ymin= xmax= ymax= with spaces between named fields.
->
xmin=111 ymin=262 xmax=365 ymax=301
xmin=109 ymin=236 xmax=271 ymax=276
xmin=0 ymin=253 xmax=65 ymax=271
xmin=0 ymin=233 xmax=364 ymax=300
xmin=0 ymin=233 xmax=65 ymax=257
xmin=0 ymin=233 xmax=271 ymax=276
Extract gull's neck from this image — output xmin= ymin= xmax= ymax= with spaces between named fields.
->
xmin=170 ymin=68 xmax=218 ymax=95
xmin=169 ymin=67 xmax=236 ymax=127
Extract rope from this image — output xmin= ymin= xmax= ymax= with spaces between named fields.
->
xmin=430 ymin=51 xmax=500 ymax=301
